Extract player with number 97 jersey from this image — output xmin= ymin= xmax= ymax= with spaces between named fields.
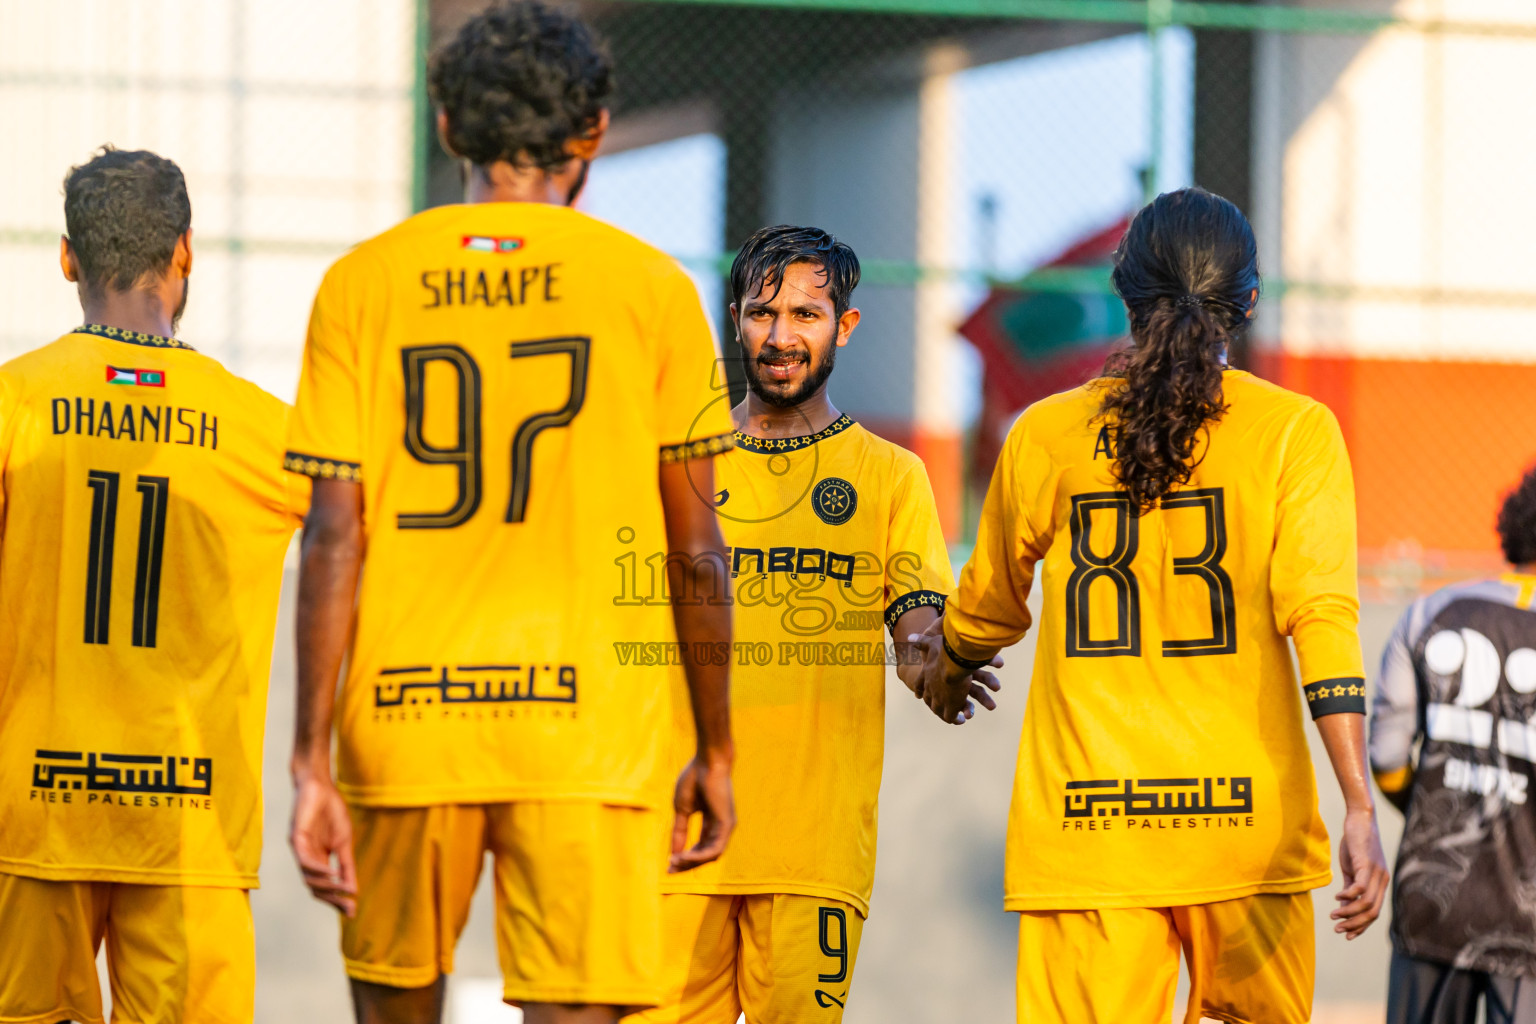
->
xmin=286 ymin=201 xmax=732 ymax=809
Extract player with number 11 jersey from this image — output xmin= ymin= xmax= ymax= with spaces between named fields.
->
xmin=0 ymin=147 xmax=306 ymax=1024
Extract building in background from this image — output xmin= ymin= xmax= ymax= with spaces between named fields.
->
xmin=958 ymin=218 xmax=1127 ymax=489
xmin=4 ymin=0 xmax=1532 ymax=566
xmin=1249 ymin=0 xmax=1536 ymax=572
xmin=0 ymin=0 xmax=418 ymax=400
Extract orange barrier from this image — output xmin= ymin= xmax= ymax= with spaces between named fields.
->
xmin=1252 ymin=351 xmax=1536 ymax=562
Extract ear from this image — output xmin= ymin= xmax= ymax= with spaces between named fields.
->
xmin=836 ymin=307 xmax=861 ymax=347
xmin=173 ymin=229 xmax=193 ymax=278
xmin=435 ymin=108 xmax=460 ymax=158
xmin=59 ymin=236 xmax=79 ymax=283
xmin=1246 ymin=287 xmax=1258 ymax=319
xmin=566 ymin=108 xmax=610 ymax=162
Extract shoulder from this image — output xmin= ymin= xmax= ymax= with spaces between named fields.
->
xmin=0 ymin=332 xmax=124 ymax=395
xmin=1394 ymin=578 xmax=1515 ymax=649
xmin=556 ymin=210 xmax=699 ymax=297
xmin=0 ymin=333 xmax=79 ymax=383
xmin=849 ymin=424 xmax=929 ymax=485
xmin=1418 ymin=577 xmax=1526 ymax=620
xmin=325 ymin=205 xmax=478 ymax=283
xmin=187 ymin=356 xmax=292 ymax=420
xmin=557 ymin=208 xmax=675 ymax=261
xmin=1223 ymin=370 xmax=1334 ymax=426
xmin=1006 ymin=381 xmax=1104 ymax=446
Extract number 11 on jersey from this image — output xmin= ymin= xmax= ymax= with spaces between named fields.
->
xmin=83 ymin=469 xmax=169 ymax=648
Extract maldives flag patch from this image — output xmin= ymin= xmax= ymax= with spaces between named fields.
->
xmin=462 ymin=235 xmax=524 ymax=254
xmin=106 ymin=366 xmax=165 ymax=387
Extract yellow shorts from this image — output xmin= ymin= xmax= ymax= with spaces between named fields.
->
xmin=1016 ymin=892 xmax=1315 ymax=1024
xmin=0 ymin=871 xmax=253 ymax=1024
xmin=343 ymin=801 xmax=661 ymax=1009
xmin=627 ymin=893 xmax=866 ymax=1024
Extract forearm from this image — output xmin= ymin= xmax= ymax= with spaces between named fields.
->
xmin=672 ymin=594 xmax=733 ymax=764
xmin=292 ymin=484 xmax=363 ymax=779
xmin=1317 ymin=712 xmax=1375 ymax=813
xmin=658 ymin=460 xmax=733 ymax=765
xmin=941 ymin=614 xmax=1003 ymax=669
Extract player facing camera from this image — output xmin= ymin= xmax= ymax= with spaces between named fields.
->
xmin=633 ymin=225 xmax=979 ymax=1024
xmin=729 ymin=225 xmax=861 ymax=412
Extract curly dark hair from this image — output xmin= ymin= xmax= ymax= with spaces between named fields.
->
xmin=428 ymin=0 xmax=613 ymax=173
xmin=1498 ymin=465 xmax=1536 ymax=566
xmin=63 ymin=146 xmax=190 ymax=295
xmin=729 ymin=225 xmax=861 ymax=317
xmin=1099 ymin=188 xmax=1260 ymax=513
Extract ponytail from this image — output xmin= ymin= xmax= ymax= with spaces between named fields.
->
xmin=1100 ymin=189 xmax=1258 ymax=514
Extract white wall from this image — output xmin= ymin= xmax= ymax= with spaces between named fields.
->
xmin=0 ymin=0 xmax=417 ymax=399
xmin=1252 ymin=0 xmax=1536 ymax=362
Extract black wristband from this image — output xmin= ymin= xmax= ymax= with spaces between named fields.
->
xmin=943 ymin=636 xmax=993 ymax=672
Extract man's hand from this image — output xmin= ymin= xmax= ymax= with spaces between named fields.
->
xmin=1331 ymin=806 xmax=1389 ymax=939
xmin=893 ymin=606 xmax=939 ymax=699
xmin=289 ymin=769 xmax=357 ymax=917
xmin=669 ymin=755 xmax=734 ymax=873
xmin=895 ymin=648 xmax=926 ymax=699
xmin=908 ymin=617 xmax=1002 ymax=724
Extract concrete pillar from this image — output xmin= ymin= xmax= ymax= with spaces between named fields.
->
xmin=765 ymin=45 xmax=966 ymax=539
xmin=1249 ymin=0 xmax=1536 ymax=558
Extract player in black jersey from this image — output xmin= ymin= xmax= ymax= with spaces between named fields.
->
xmin=1372 ymin=465 xmax=1536 ymax=1024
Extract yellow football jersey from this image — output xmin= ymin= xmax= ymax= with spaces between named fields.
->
xmin=0 ymin=325 xmax=307 ymax=887
xmin=944 ymin=370 xmax=1364 ymax=911
xmin=656 ymin=416 xmax=952 ymax=914
xmin=286 ymin=203 xmax=732 ymax=808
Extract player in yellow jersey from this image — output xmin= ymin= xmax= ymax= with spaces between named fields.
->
xmin=0 ymin=147 xmax=307 ymax=1024
xmin=911 ymin=188 xmax=1391 ymax=1024
xmin=285 ymin=5 xmax=735 ymax=1024
xmin=628 ymin=225 xmax=997 ymax=1024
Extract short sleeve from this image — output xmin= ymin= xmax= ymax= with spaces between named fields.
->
xmin=1270 ymin=401 xmax=1366 ymax=718
xmin=1370 ymin=604 xmax=1421 ymax=773
xmin=654 ymin=267 xmax=734 ymax=465
xmin=285 ymin=468 xmax=313 ymax=523
xmin=285 ymin=258 xmax=364 ymax=483
xmin=944 ymin=413 xmax=1052 ymax=660
xmin=882 ymin=460 xmax=955 ymax=635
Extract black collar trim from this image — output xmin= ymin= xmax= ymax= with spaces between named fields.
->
xmin=733 ymin=414 xmax=855 ymax=454
xmin=74 ymin=323 xmax=194 ymax=351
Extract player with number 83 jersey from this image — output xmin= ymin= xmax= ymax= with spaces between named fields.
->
xmin=948 ymin=368 xmax=1364 ymax=913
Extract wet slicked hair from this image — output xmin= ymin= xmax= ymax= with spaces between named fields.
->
xmin=63 ymin=146 xmax=191 ymax=295
xmin=429 ymin=0 xmax=612 ymax=173
xmin=730 ymin=225 xmax=861 ymax=317
xmin=1498 ymin=465 xmax=1536 ymax=566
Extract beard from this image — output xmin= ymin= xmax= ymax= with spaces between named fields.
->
xmin=741 ymin=340 xmax=837 ymax=409
xmin=171 ymin=278 xmax=189 ymax=334
xmin=565 ymin=158 xmax=591 ymax=206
